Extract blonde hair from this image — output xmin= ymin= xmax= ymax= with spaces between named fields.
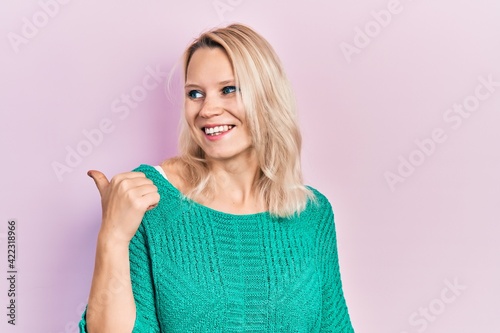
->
xmin=175 ymin=23 xmax=315 ymax=218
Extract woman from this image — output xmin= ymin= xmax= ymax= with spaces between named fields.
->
xmin=79 ymin=23 xmax=355 ymax=332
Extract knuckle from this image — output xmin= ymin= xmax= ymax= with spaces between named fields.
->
xmin=120 ymin=178 xmax=133 ymax=190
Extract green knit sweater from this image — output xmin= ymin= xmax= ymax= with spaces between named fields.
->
xmin=79 ymin=164 xmax=354 ymax=332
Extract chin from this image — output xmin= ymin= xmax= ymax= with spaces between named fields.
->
xmin=204 ymin=152 xmax=238 ymax=161
xmin=205 ymin=146 xmax=254 ymax=161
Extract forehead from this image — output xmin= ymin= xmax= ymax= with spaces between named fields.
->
xmin=186 ymin=47 xmax=234 ymax=82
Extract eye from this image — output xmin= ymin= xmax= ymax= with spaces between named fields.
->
xmin=187 ymin=90 xmax=204 ymax=99
xmin=221 ymin=86 xmax=238 ymax=95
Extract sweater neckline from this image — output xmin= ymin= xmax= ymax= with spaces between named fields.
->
xmin=141 ymin=164 xmax=272 ymax=219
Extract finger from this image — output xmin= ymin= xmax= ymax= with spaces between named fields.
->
xmin=143 ymin=192 xmax=161 ymax=211
xmin=130 ymin=190 xmax=160 ymax=212
xmin=110 ymin=172 xmax=151 ymax=190
xmin=87 ymin=170 xmax=110 ymax=197
xmin=146 ymin=204 xmax=158 ymax=211
xmin=128 ymin=183 xmax=158 ymax=199
xmin=113 ymin=171 xmax=147 ymax=181
xmin=116 ymin=177 xmax=155 ymax=196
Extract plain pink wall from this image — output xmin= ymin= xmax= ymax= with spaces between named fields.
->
xmin=1 ymin=1 xmax=499 ymax=332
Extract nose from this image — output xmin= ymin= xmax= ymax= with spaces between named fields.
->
xmin=199 ymin=94 xmax=224 ymax=118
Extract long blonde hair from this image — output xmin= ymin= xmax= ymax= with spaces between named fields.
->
xmin=175 ymin=23 xmax=315 ymax=218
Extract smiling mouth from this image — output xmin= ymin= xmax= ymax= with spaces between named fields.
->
xmin=203 ymin=125 xmax=234 ymax=136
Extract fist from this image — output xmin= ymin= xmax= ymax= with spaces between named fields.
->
xmin=88 ymin=170 xmax=160 ymax=244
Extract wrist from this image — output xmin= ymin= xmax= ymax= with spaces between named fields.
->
xmin=97 ymin=227 xmax=131 ymax=249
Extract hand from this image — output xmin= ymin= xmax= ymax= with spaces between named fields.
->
xmin=88 ymin=170 xmax=160 ymax=244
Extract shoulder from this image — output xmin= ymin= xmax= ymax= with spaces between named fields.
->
xmin=300 ymin=186 xmax=337 ymax=234
xmin=131 ymin=159 xmax=188 ymax=225
xmin=303 ymin=186 xmax=338 ymax=243
xmin=159 ymin=157 xmax=190 ymax=195
xmin=130 ymin=157 xmax=187 ymax=196
xmin=305 ymin=185 xmax=333 ymax=213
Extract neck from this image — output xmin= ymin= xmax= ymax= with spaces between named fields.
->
xmin=205 ymin=149 xmax=265 ymax=212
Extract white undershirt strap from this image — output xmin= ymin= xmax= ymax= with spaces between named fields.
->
xmin=154 ymin=165 xmax=168 ymax=180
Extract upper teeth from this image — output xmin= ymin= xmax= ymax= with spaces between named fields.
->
xmin=205 ymin=125 xmax=233 ymax=135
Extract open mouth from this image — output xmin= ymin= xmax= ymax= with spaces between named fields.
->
xmin=202 ymin=125 xmax=234 ymax=136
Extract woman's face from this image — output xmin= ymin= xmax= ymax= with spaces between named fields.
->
xmin=184 ymin=47 xmax=253 ymax=161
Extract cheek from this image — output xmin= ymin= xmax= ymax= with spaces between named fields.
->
xmin=184 ymin=106 xmax=197 ymax=125
xmin=226 ymin=101 xmax=247 ymax=125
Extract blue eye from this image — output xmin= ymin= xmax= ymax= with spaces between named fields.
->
xmin=222 ymin=86 xmax=238 ymax=95
xmin=187 ymin=90 xmax=203 ymax=99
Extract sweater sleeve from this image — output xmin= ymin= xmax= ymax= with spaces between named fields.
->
xmin=316 ymin=196 xmax=355 ymax=332
xmin=128 ymin=220 xmax=161 ymax=332
xmin=78 ymin=221 xmax=160 ymax=332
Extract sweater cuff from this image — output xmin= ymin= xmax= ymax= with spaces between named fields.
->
xmin=78 ymin=305 xmax=88 ymax=332
xmin=78 ymin=305 xmax=148 ymax=333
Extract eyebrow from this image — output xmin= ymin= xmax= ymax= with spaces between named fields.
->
xmin=185 ymin=79 xmax=235 ymax=89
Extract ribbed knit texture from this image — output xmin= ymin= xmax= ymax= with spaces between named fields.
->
xmin=79 ymin=164 xmax=354 ymax=332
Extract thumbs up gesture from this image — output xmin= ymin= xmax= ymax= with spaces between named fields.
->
xmin=87 ymin=170 xmax=160 ymax=244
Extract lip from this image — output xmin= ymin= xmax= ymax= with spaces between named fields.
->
xmin=201 ymin=123 xmax=235 ymax=130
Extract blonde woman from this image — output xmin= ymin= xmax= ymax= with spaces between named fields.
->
xmin=79 ymin=24 xmax=355 ymax=332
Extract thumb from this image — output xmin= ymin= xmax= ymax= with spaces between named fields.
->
xmin=87 ymin=170 xmax=110 ymax=197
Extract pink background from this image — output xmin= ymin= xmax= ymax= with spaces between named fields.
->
xmin=1 ymin=1 xmax=499 ymax=332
